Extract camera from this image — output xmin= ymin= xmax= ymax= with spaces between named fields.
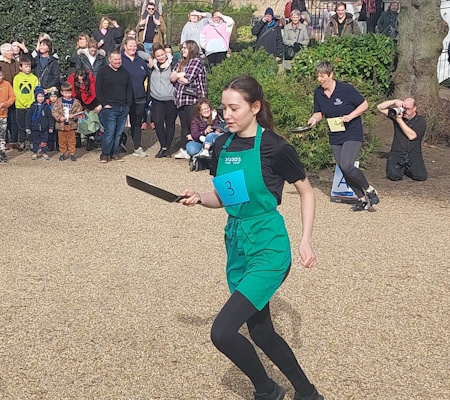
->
xmin=387 ymin=107 xmax=405 ymax=120
xmin=395 ymin=157 xmax=412 ymax=169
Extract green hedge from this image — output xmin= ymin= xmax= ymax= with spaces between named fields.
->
xmin=291 ymin=33 xmax=395 ymax=95
xmin=0 ymin=0 xmax=97 ymax=68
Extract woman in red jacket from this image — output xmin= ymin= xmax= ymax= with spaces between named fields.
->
xmin=68 ymin=69 xmax=101 ymax=112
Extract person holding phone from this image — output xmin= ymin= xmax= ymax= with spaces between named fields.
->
xmin=180 ymin=75 xmax=323 ymax=400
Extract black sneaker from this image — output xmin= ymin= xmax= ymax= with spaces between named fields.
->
xmin=294 ymin=387 xmax=324 ymax=400
xmin=366 ymin=188 xmax=380 ymax=206
xmin=254 ymin=381 xmax=285 ymax=400
xmin=350 ymin=199 xmax=368 ymax=212
xmin=70 ymin=154 xmax=77 ymax=161
xmin=18 ymin=142 xmax=25 ymax=152
xmin=155 ymin=148 xmax=167 ymax=158
xmin=59 ymin=154 xmax=66 ymax=161
xmin=86 ymin=138 xmax=94 ymax=151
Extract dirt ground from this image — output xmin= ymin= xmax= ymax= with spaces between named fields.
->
xmin=0 ymin=117 xmax=449 ymax=400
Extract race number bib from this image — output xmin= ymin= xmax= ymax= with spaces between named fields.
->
xmin=213 ymin=169 xmax=250 ymax=206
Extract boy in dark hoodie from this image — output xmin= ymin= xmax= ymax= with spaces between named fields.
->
xmin=25 ymin=86 xmax=54 ymax=160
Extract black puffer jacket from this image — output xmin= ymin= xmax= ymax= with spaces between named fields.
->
xmin=76 ymin=49 xmax=108 ymax=76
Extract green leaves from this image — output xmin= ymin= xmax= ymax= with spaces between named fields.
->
xmin=291 ymin=33 xmax=395 ymax=95
xmin=0 ymin=0 xmax=97 ymax=69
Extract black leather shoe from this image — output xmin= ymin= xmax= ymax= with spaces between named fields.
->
xmin=294 ymin=387 xmax=324 ymax=400
xmin=254 ymin=380 xmax=285 ymax=400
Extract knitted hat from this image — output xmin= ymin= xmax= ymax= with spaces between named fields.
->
xmin=48 ymin=87 xmax=59 ymax=97
xmin=34 ymin=86 xmax=45 ymax=100
xmin=264 ymin=7 xmax=274 ymax=16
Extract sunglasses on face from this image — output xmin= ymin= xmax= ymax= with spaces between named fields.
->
xmin=147 ymin=7 xmax=155 ymax=10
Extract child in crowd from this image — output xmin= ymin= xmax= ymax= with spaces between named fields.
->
xmin=25 ymin=86 xmax=54 ymax=160
xmin=13 ymin=57 xmax=38 ymax=151
xmin=186 ymin=98 xmax=223 ymax=157
xmin=51 ymin=82 xmax=83 ymax=161
xmin=0 ymin=66 xmax=16 ymax=162
xmin=46 ymin=87 xmax=59 ymax=151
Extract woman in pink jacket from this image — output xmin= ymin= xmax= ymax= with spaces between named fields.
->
xmin=200 ymin=11 xmax=234 ymax=67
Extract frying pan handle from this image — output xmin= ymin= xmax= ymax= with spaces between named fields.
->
xmin=176 ymin=195 xmax=202 ymax=204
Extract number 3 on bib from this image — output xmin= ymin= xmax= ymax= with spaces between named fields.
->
xmin=213 ymin=169 xmax=250 ymax=206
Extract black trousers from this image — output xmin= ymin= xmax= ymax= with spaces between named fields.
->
xmin=386 ymin=153 xmax=427 ymax=181
xmin=210 ymin=290 xmax=315 ymax=397
xmin=152 ymin=99 xmax=177 ymax=150
xmin=178 ymin=104 xmax=196 ymax=150
xmin=129 ymin=100 xmax=146 ymax=149
xmin=7 ymin=104 xmax=18 ymax=143
xmin=16 ymin=108 xmax=28 ymax=144
xmin=207 ymin=51 xmax=227 ymax=67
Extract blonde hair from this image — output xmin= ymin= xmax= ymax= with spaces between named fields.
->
xmin=99 ymin=17 xmax=113 ymax=30
xmin=35 ymin=33 xmax=51 ymax=51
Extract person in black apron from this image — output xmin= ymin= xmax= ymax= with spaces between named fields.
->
xmin=181 ymin=75 xmax=323 ymax=400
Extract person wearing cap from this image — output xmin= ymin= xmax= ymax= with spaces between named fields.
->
xmin=251 ymin=7 xmax=283 ymax=61
xmin=25 ymin=86 xmax=54 ymax=160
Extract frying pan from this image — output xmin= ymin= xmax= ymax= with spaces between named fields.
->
xmin=126 ymin=175 xmax=201 ymax=203
xmin=289 ymin=125 xmax=313 ymax=134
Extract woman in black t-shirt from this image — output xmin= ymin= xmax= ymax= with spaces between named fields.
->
xmin=180 ymin=75 xmax=323 ymax=400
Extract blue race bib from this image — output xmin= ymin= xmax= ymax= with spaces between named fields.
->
xmin=213 ymin=169 xmax=250 ymax=206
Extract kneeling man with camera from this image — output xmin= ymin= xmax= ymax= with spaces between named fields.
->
xmin=377 ymin=98 xmax=427 ymax=181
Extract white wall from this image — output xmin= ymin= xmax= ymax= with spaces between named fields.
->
xmin=438 ymin=1 xmax=450 ymax=83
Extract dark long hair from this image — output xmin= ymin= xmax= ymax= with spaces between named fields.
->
xmin=223 ymin=75 xmax=273 ymax=130
xmin=73 ymin=68 xmax=92 ymax=97
xmin=177 ymin=40 xmax=200 ymax=71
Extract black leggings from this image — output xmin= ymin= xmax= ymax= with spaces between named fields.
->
xmin=129 ymin=101 xmax=146 ymax=149
xmin=332 ymin=141 xmax=369 ymax=198
xmin=210 ymin=290 xmax=314 ymax=397
xmin=152 ymin=99 xmax=178 ymax=150
xmin=178 ymin=104 xmax=196 ymax=149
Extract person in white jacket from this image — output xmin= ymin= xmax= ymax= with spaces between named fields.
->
xmin=200 ymin=11 xmax=234 ymax=67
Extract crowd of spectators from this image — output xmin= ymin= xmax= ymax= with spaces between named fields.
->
xmin=0 ymin=0 xmax=401 ymax=167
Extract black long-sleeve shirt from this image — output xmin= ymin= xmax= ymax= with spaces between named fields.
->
xmin=95 ymin=65 xmax=133 ymax=107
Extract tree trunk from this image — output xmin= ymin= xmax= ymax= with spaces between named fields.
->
xmin=395 ymin=0 xmax=445 ymax=100
xmin=394 ymin=0 xmax=447 ymax=141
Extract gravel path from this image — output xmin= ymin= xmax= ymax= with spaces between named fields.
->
xmin=1 ymin=138 xmax=448 ymax=400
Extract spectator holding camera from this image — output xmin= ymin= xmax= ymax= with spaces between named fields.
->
xmin=377 ymin=98 xmax=427 ymax=181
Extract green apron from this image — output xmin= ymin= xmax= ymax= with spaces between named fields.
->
xmin=215 ymin=125 xmax=291 ymax=311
